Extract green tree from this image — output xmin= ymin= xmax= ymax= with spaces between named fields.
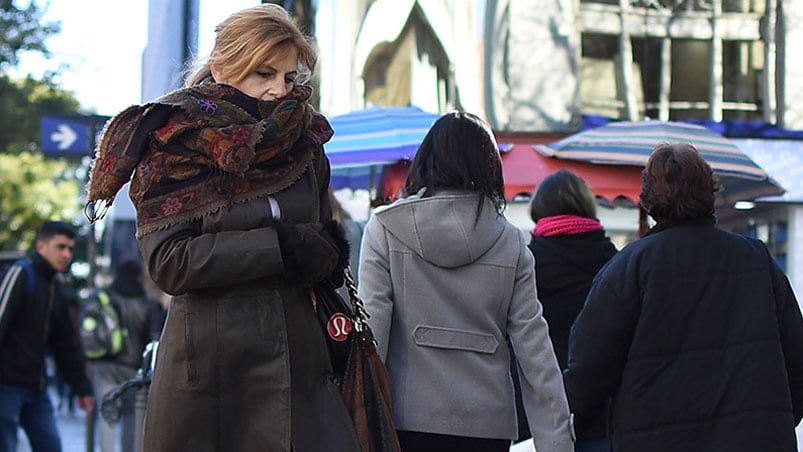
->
xmin=0 ymin=75 xmax=84 ymax=252
xmin=0 ymin=1 xmax=84 ymax=252
xmin=0 ymin=150 xmax=81 ymax=251
xmin=0 ymin=74 xmax=79 ymax=152
xmin=0 ymin=0 xmax=59 ymax=69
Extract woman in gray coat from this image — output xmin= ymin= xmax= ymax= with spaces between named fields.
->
xmin=358 ymin=112 xmax=574 ymax=452
xmin=85 ymin=5 xmax=359 ymax=452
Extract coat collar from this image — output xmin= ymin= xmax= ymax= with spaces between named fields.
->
xmin=28 ymin=250 xmax=57 ymax=280
xmin=645 ymin=215 xmax=717 ymax=237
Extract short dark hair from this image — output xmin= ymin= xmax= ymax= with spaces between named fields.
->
xmin=36 ymin=221 xmax=76 ymax=242
xmin=405 ymin=112 xmax=506 ymax=214
xmin=640 ymin=142 xmax=720 ymax=223
xmin=529 ymin=169 xmax=597 ymax=223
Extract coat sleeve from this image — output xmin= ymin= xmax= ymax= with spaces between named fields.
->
xmin=356 ymin=215 xmax=394 ymax=361
xmin=139 ymin=218 xmax=285 ymax=296
xmin=770 ymin=257 xmax=803 ymax=424
xmin=564 ymin=261 xmax=638 ymax=419
xmin=507 ymin=235 xmax=575 ymax=452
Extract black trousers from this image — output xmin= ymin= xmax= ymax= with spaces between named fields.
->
xmin=397 ymin=430 xmax=510 ymax=452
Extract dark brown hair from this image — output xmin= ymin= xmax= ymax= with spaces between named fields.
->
xmin=405 ymin=112 xmax=506 ymax=214
xmin=640 ymin=142 xmax=720 ymax=223
xmin=36 ymin=221 xmax=76 ymax=242
xmin=529 ymin=169 xmax=597 ymax=222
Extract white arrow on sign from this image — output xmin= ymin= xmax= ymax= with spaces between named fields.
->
xmin=50 ymin=124 xmax=78 ymax=150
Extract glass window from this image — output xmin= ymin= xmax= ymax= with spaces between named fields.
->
xmin=578 ymin=1 xmax=767 ymax=121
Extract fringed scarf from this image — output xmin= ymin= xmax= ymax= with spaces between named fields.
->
xmin=85 ymin=83 xmax=333 ymax=237
xmin=533 ymin=214 xmax=604 ymax=237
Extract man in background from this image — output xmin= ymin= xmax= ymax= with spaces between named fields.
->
xmin=0 ymin=221 xmax=95 ymax=451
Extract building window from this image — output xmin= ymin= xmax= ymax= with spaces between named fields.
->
xmin=577 ymin=0 xmax=773 ymax=121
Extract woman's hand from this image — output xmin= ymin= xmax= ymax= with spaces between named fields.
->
xmin=276 ymin=221 xmax=350 ymax=286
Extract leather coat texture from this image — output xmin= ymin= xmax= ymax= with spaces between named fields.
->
xmin=138 ymin=141 xmax=359 ymax=452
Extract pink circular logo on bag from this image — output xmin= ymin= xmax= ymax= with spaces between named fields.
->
xmin=327 ymin=313 xmax=353 ymax=342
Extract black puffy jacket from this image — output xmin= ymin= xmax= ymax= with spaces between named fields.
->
xmin=565 ymin=217 xmax=803 ymax=452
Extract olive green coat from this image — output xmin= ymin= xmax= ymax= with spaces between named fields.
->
xmin=139 ymin=145 xmax=359 ymax=452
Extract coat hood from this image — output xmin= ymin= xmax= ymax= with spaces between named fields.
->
xmin=373 ymin=190 xmax=506 ymax=268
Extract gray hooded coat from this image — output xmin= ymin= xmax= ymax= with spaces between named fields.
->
xmin=358 ymin=189 xmax=574 ymax=452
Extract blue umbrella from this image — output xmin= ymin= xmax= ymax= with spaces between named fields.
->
xmin=330 ymin=166 xmax=379 ymax=192
xmin=325 ymin=106 xmax=439 ymax=189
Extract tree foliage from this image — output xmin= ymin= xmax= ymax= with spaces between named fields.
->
xmin=0 ymin=75 xmax=84 ymax=252
xmin=0 ymin=1 xmax=83 ymax=252
xmin=0 ymin=74 xmax=80 ymax=151
xmin=0 ymin=0 xmax=60 ymax=69
xmin=0 ymin=150 xmax=81 ymax=252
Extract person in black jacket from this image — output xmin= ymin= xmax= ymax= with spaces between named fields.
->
xmin=0 ymin=221 xmax=95 ymax=451
xmin=86 ymin=259 xmax=165 ymax=452
xmin=515 ymin=170 xmax=616 ymax=451
xmin=564 ymin=142 xmax=803 ymax=452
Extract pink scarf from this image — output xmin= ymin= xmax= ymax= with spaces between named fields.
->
xmin=533 ymin=214 xmax=603 ymax=237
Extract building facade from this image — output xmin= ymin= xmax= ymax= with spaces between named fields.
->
xmin=316 ymin=0 xmax=803 ymax=131
xmin=314 ymin=0 xmax=803 ymax=296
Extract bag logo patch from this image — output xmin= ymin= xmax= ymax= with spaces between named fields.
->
xmin=327 ymin=313 xmax=352 ymax=342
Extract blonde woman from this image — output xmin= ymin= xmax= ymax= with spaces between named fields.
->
xmin=85 ymin=5 xmax=358 ymax=451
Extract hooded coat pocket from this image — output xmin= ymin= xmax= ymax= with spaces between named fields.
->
xmin=412 ymin=325 xmax=499 ymax=354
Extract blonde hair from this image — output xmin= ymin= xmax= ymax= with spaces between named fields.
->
xmin=185 ymin=4 xmax=316 ymax=87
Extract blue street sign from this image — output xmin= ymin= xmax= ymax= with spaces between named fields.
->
xmin=40 ymin=115 xmax=110 ymax=156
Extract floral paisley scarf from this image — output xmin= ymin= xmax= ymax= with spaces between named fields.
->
xmin=85 ymin=83 xmax=333 ymax=237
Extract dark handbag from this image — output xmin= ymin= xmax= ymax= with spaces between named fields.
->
xmin=312 ymin=278 xmax=354 ymax=382
xmin=322 ymin=267 xmax=401 ymax=452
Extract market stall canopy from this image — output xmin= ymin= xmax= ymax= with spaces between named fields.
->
xmin=534 ymin=120 xmax=784 ymax=204
xmin=375 ymin=133 xmax=644 ymax=207
xmin=500 ymin=142 xmax=642 ymax=206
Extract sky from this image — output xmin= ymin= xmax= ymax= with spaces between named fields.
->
xmin=11 ymin=0 xmax=256 ymax=117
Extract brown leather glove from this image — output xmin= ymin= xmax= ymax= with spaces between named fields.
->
xmin=275 ymin=221 xmax=349 ymax=286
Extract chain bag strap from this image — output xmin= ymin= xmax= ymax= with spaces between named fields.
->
xmin=343 ymin=266 xmax=371 ymax=331
xmin=339 ymin=265 xmax=401 ymax=452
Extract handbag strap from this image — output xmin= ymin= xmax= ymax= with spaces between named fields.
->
xmin=343 ymin=266 xmax=371 ymax=331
